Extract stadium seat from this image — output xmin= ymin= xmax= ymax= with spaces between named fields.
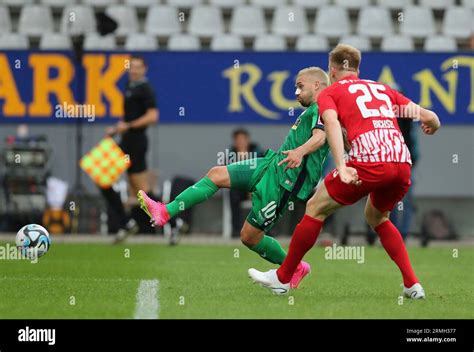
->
xmin=381 ymin=35 xmax=414 ymax=51
xmin=419 ymin=0 xmax=454 ymax=10
xmin=188 ymin=5 xmax=224 ymax=37
xmin=124 ymin=0 xmax=157 ymax=7
xmin=376 ymin=0 xmax=412 ymax=10
xmin=340 ymin=35 xmax=371 ymax=51
xmin=357 ymin=6 xmax=393 ymax=38
xmin=210 ymin=0 xmax=244 ymax=8
xmin=18 ymin=5 xmax=54 ymax=36
xmin=253 ymin=34 xmax=287 ymax=51
xmin=210 ymin=34 xmax=244 ymax=51
xmin=424 ymin=36 xmax=457 ymax=52
xmin=3 ymin=0 xmax=35 ymax=6
xmin=167 ymin=34 xmax=201 ymax=50
xmin=83 ymin=0 xmax=118 ymax=7
xmin=106 ymin=5 xmax=139 ymax=36
xmin=125 ymin=33 xmax=158 ymax=51
xmin=39 ymin=33 xmax=73 ymax=50
xmin=335 ymin=0 xmax=370 ymax=9
xmin=461 ymin=0 xmax=473 ymax=8
xmin=0 ymin=6 xmax=12 ymax=34
xmin=399 ymin=6 xmax=436 ymax=38
xmin=292 ymin=0 xmax=329 ymax=10
xmin=145 ymin=5 xmax=181 ymax=37
xmin=0 ymin=33 xmax=29 ymax=49
xmin=271 ymin=6 xmax=308 ymax=37
xmin=229 ymin=5 xmax=266 ymax=37
xmin=295 ymin=35 xmax=329 ymax=51
xmin=251 ymin=0 xmax=286 ymax=9
xmin=315 ymin=6 xmax=350 ymax=38
xmin=41 ymin=0 xmax=77 ymax=7
xmin=168 ymin=0 xmax=203 ymax=8
xmin=61 ymin=5 xmax=96 ymax=35
xmin=84 ymin=33 xmax=116 ymax=50
xmin=443 ymin=7 xmax=473 ymax=39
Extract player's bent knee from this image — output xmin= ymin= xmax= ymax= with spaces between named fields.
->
xmin=206 ymin=166 xmax=227 ymax=187
xmin=365 ymin=213 xmax=389 ymax=229
xmin=305 ymin=196 xmax=327 ymax=220
xmin=306 ymin=196 xmax=319 ymax=214
xmin=240 ymin=230 xmax=259 ymax=247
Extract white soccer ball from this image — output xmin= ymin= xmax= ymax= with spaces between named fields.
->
xmin=16 ymin=224 xmax=51 ymax=259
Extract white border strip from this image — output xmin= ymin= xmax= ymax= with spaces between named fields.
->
xmin=134 ymin=279 xmax=159 ymax=319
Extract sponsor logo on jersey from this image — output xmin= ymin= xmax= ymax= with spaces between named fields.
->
xmin=291 ymin=116 xmax=302 ymax=130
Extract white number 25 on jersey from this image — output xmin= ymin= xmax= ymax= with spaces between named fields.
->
xmin=348 ymin=83 xmax=395 ymax=118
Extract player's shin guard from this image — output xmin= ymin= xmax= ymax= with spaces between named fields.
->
xmin=166 ymin=176 xmax=219 ymax=218
xmin=376 ymin=220 xmax=419 ymax=287
xmin=277 ymin=215 xmax=323 ymax=283
xmin=250 ymin=235 xmax=287 ymax=265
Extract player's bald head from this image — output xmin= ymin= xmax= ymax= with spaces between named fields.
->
xmin=295 ymin=67 xmax=328 ymax=107
xmin=297 ymin=67 xmax=329 ymax=87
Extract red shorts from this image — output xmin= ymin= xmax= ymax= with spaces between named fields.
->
xmin=324 ymin=161 xmax=411 ymax=212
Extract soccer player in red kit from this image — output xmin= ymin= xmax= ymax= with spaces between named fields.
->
xmin=249 ymin=44 xmax=441 ymax=297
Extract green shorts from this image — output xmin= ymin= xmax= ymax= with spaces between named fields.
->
xmin=226 ymin=152 xmax=296 ymax=232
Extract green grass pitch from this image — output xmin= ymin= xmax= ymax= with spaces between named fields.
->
xmin=0 ymin=242 xmax=472 ymax=319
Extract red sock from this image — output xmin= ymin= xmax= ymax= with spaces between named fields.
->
xmin=376 ymin=220 xmax=419 ymax=287
xmin=277 ymin=215 xmax=323 ymax=283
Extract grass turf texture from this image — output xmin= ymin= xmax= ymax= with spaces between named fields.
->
xmin=0 ymin=242 xmax=472 ymax=319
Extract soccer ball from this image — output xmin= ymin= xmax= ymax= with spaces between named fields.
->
xmin=16 ymin=224 xmax=51 ymax=259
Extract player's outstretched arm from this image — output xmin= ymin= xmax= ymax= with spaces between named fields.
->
xmin=406 ymin=102 xmax=440 ymax=135
xmin=296 ymin=128 xmax=326 ymax=155
xmin=278 ymin=129 xmax=326 ymax=170
xmin=323 ymin=109 xmax=360 ymax=185
xmin=322 ymin=110 xmax=346 ymax=170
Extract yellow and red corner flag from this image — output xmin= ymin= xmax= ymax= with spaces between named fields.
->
xmin=80 ymin=137 xmax=130 ymax=189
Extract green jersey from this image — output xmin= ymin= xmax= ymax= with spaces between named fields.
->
xmin=274 ymin=102 xmax=329 ymax=201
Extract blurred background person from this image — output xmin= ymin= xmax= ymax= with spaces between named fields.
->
xmin=104 ymin=55 xmax=159 ymax=242
xmin=228 ymin=128 xmax=263 ymax=237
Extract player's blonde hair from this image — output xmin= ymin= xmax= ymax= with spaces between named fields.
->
xmin=297 ymin=67 xmax=329 ymax=87
xmin=329 ymin=44 xmax=361 ymax=72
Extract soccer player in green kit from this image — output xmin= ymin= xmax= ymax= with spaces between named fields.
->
xmin=138 ymin=67 xmax=330 ymax=288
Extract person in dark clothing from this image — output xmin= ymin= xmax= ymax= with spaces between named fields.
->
xmin=103 ymin=55 xmax=159 ymax=242
xmin=228 ymin=128 xmax=263 ymax=237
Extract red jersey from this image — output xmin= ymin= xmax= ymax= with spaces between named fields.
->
xmin=318 ymin=75 xmax=412 ymax=164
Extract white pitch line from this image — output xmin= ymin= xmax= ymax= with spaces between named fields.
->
xmin=134 ymin=279 xmax=159 ymax=320
xmin=0 ymin=277 xmax=139 ymax=283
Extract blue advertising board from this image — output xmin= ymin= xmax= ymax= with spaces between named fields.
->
xmin=0 ymin=51 xmax=472 ymax=124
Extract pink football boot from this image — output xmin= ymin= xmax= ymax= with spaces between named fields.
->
xmin=289 ymin=261 xmax=311 ymax=289
xmin=137 ymin=190 xmax=170 ymax=227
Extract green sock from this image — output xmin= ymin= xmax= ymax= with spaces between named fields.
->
xmin=250 ymin=235 xmax=287 ymax=265
xmin=166 ymin=176 xmax=219 ymax=218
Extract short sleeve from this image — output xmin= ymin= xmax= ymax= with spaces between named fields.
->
xmin=311 ymin=107 xmax=325 ymax=131
xmin=317 ymin=89 xmax=338 ymax=122
xmin=391 ymin=88 xmax=411 ymax=106
xmin=142 ymin=84 xmax=157 ymax=109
